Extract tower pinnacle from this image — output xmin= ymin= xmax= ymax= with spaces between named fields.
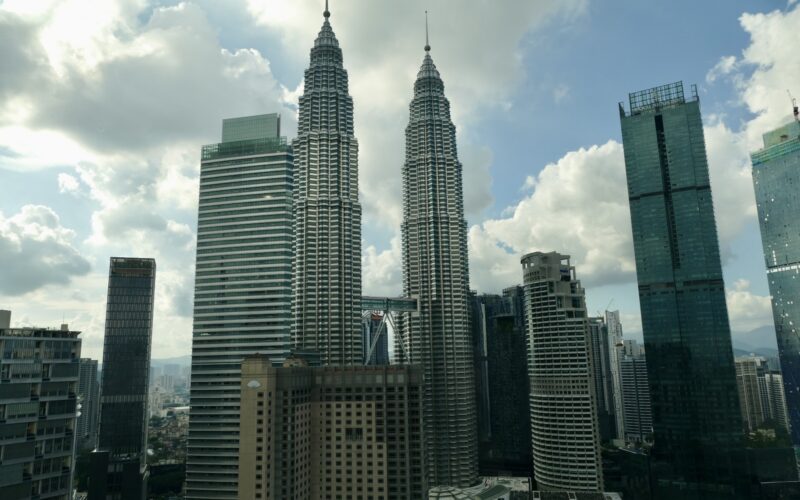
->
xmin=424 ymin=10 xmax=430 ymax=52
xmin=324 ymin=0 xmax=330 ymax=18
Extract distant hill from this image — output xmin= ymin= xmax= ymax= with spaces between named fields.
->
xmin=734 ymin=347 xmax=779 ymax=358
xmin=732 ymin=325 xmax=777 ymax=353
xmin=151 ymin=355 xmax=191 ymax=367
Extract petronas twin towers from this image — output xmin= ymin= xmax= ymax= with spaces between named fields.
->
xmin=292 ymin=6 xmax=478 ymax=488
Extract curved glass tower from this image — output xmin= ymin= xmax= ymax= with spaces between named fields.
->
xmin=397 ymin=38 xmax=478 ymax=487
xmin=292 ymin=5 xmax=362 ymax=366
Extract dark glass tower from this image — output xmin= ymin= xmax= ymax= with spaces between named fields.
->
xmin=619 ymin=82 xmax=743 ymax=498
xmin=89 ymin=257 xmax=155 ymax=500
xmin=397 ymin=31 xmax=478 ymax=487
xmin=750 ymin=118 xmax=800 ymax=445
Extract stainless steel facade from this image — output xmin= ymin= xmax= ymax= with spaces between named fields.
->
xmin=291 ymin=7 xmax=362 ymax=366
xmin=396 ymin=42 xmax=478 ymax=487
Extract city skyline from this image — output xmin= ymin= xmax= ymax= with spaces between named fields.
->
xmin=0 ymin=1 xmax=798 ymax=362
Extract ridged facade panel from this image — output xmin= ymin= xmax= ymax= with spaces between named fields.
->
xmin=397 ymin=50 xmax=477 ymax=488
xmin=521 ymin=252 xmax=603 ymax=491
xmin=186 ymin=144 xmax=293 ymax=499
xmin=292 ymin=13 xmax=362 ymax=366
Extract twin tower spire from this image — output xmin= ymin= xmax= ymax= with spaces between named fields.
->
xmin=291 ymin=2 xmax=478 ymax=488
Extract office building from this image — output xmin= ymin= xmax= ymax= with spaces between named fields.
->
xmin=620 ymin=81 xmax=744 ymax=498
xmin=763 ymin=371 xmax=791 ymax=433
xmin=77 ymin=358 xmax=100 ymax=450
xmin=521 ymin=252 xmax=603 ymax=491
xmin=362 ymin=313 xmax=389 ymax=366
xmin=750 ymin=114 xmax=800 ymax=443
xmin=237 ymin=355 xmax=427 ymax=499
xmin=396 ymin=27 xmax=477 ymax=487
xmin=588 ymin=317 xmax=617 ymax=442
xmin=606 ymin=311 xmax=626 ymax=442
xmin=89 ymin=257 xmax=155 ymax=500
xmin=470 ymin=288 xmax=532 ymax=477
xmin=620 ymin=348 xmax=652 ymax=443
xmin=0 ymin=316 xmax=81 ymax=500
xmin=291 ymin=4 xmax=362 ymax=365
xmin=185 ymin=112 xmax=294 ymax=499
xmin=736 ymin=357 xmax=767 ymax=432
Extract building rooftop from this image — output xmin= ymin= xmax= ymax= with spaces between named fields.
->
xmin=0 ymin=326 xmax=81 ymax=338
xmin=201 ymin=136 xmax=289 ymax=161
xmin=619 ymin=81 xmax=698 ymax=116
xmin=751 ymin=120 xmax=800 ymax=166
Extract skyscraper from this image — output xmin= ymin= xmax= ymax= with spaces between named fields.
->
xmin=588 ymin=316 xmax=617 ymax=442
xmin=397 ymin=27 xmax=477 ymax=487
xmin=77 ymin=358 xmax=100 ymax=450
xmin=0 ymin=315 xmax=82 ymax=500
xmin=521 ymin=252 xmax=603 ymax=491
xmin=750 ymin=115 xmax=800 ymax=444
xmin=619 ymin=345 xmax=652 ymax=443
xmin=470 ymin=288 xmax=532 ymax=477
xmin=292 ymin=4 xmax=362 ymax=365
xmin=90 ymin=257 xmax=155 ymax=500
xmin=736 ymin=357 xmax=767 ymax=433
xmin=186 ymin=113 xmax=293 ymax=499
xmin=619 ymin=81 xmax=743 ymax=498
xmin=606 ymin=311 xmax=626 ymax=441
xmin=362 ymin=313 xmax=389 ymax=365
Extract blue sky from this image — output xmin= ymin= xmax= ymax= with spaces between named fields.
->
xmin=0 ymin=0 xmax=798 ymax=358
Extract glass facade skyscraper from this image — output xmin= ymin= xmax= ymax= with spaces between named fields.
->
xmin=397 ymin=38 xmax=478 ymax=487
xmin=77 ymin=358 xmax=100 ymax=450
xmin=91 ymin=257 xmax=155 ymax=500
xmin=186 ymin=113 xmax=293 ymax=499
xmin=619 ymin=81 xmax=744 ymax=498
xmin=750 ymin=118 xmax=800 ymax=444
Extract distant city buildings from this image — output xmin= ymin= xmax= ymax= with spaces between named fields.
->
xmin=619 ymin=342 xmax=652 ymax=444
xmin=186 ymin=112 xmax=294 ymax=499
xmin=291 ymin=5 xmax=362 ymax=365
xmin=620 ymin=81 xmax=744 ymax=498
xmin=588 ymin=316 xmax=617 ymax=442
xmin=237 ymin=355 xmax=427 ymax=499
xmin=77 ymin=358 xmax=100 ymax=451
xmin=470 ymin=288 xmax=532 ymax=477
xmin=735 ymin=356 xmax=792 ymax=435
xmin=750 ymin=115 xmax=800 ymax=444
xmin=90 ymin=257 xmax=156 ymax=500
xmin=396 ymin=30 xmax=477 ymax=488
xmin=521 ymin=252 xmax=603 ymax=491
xmin=0 ymin=313 xmax=82 ymax=500
xmin=605 ymin=311 xmax=626 ymax=442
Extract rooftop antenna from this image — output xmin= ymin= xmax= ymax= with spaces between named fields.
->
xmin=324 ymin=0 xmax=330 ymax=19
xmin=789 ymin=90 xmax=799 ymax=121
xmin=424 ymin=10 xmax=430 ymax=52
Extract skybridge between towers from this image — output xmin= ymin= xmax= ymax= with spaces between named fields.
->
xmin=360 ymin=296 xmax=418 ymax=363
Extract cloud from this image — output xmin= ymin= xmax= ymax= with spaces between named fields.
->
xmin=726 ymin=279 xmax=774 ymax=333
xmin=362 ymin=237 xmax=403 ymax=297
xmin=57 ymin=172 xmax=80 ymax=194
xmin=706 ymin=55 xmax=738 ymax=84
xmin=0 ymin=205 xmax=91 ymax=295
xmin=553 ymin=83 xmax=570 ymax=103
xmin=468 ymin=141 xmax=635 ymax=293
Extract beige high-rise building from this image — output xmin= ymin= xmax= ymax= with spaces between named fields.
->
xmin=238 ymin=355 xmax=427 ymax=499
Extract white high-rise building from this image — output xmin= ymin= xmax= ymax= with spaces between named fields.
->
xmin=606 ymin=310 xmax=626 ymax=441
xmin=186 ymin=113 xmax=293 ymax=499
xmin=521 ymin=252 xmax=603 ymax=491
xmin=291 ymin=5 xmax=362 ymax=366
xmin=396 ymin=32 xmax=477 ymax=487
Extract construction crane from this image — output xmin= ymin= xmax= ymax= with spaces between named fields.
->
xmin=789 ymin=90 xmax=799 ymax=121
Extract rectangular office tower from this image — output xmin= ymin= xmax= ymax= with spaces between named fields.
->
xmin=588 ymin=317 xmax=617 ymax=442
xmin=521 ymin=252 xmax=603 ymax=491
xmin=470 ymin=288 xmax=532 ymax=477
xmin=185 ymin=113 xmax=294 ymax=499
xmin=0 ymin=314 xmax=82 ymax=500
xmin=237 ymin=355 xmax=427 ymax=499
xmin=89 ymin=257 xmax=155 ymax=500
xmin=619 ymin=82 xmax=744 ymax=498
xmin=77 ymin=358 xmax=100 ymax=450
xmin=619 ymin=345 xmax=652 ymax=444
xmin=750 ymin=116 xmax=800 ymax=444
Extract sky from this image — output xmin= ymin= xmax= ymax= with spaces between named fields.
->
xmin=1 ymin=0 xmax=799 ymax=360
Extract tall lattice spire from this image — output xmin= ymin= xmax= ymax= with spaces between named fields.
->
xmin=397 ymin=16 xmax=478 ymax=487
xmin=292 ymin=1 xmax=362 ymax=366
